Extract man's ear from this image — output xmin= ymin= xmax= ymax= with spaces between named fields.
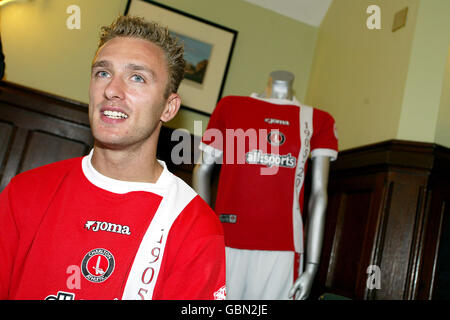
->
xmin=160 ymin=93 xmax=181 ymax=123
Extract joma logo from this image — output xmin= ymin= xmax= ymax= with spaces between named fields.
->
xmin=85 ymin=220 xmax=131 ymax=235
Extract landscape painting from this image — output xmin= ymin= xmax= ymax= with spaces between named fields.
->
xmin=170 ymin=31 xmax=213 ymax=84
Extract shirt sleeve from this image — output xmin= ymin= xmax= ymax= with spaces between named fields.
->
xmin=310 ymin=109 xmax=339 ymax=161
xmin=0 ymin=183 xmax=19 ymax=300
xmin=157 ymin=234 xmax=226 ymax=300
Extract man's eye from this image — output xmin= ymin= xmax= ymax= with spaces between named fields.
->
xmin=132 ymin=74 xmax=145 ymax=83
xmin=96 ymin=71 xmax=110 ymax=78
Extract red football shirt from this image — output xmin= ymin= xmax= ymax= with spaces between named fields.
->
xmin=200 ymin=95 xmax=338 ymax=252
xmin=0 ymin=151 xmax=226 ymax=300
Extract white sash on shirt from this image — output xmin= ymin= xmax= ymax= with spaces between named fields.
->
xmin=120 ymin=176 xmax=197 ymax=300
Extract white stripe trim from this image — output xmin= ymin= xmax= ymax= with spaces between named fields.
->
xmin=121 ymin=175 xmax=197 ymax=300
xmin=249 ymin=93 xmax=301 ymax=106
xmin=292 ymin=106 xmax=313 ymax=253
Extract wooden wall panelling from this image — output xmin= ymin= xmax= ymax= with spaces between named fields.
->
xmin=0 ymin=120 xmax=15 ymax=185
xmin=312 ymin=140 xmax=450 ymax=300
xmin=415 ymin=147 xmax=450 ymax=299
xmin=0 ymin=81 xmax=93 ymax=192
xmin=431 ymin=196 xmax=450 ymax=299
xmin=374 ymin=169 xmax=428 ymax=300
xmin=316 ymin=172 xmax=387 ymax=299
xmin=157 ymin=124 xmax=200 ymax=187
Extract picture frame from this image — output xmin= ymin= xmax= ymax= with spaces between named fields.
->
xmin=125 ymin=0 xmax=237 ymax=115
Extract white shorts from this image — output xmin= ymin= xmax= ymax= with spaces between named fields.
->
xmin=225 ymin=247 xmax=303 ymax=300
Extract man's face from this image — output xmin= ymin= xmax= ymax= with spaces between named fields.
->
xmin=89 ymin=36 xmax=175 ymax=150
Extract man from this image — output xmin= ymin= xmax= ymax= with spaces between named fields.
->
xmin=0 ymin=15 xmax=226 ymax=300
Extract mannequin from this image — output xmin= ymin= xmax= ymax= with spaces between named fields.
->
xmin=193 ymin=71 xmax=335 ymax=300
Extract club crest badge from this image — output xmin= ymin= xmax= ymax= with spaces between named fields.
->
xmin=267 ymin=130 xmax=286 ymax=146
xmin=81 ymin=248 xmax=115 ymax=283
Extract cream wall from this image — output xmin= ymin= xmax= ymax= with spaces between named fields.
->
xmin=397 ymin=0 xmax=450 ymax=146
xmin=435 ymin=46 xmax=450 ymax=148
xmin=1 ymin=0 xmax=128 ymax=103
xmin=306 ymin=0 xmax=420 ymax=151
xmin=306 ymin=0 xmax=450 ymax=150
xmin=1 ymin=0 xmax=318 ymax=136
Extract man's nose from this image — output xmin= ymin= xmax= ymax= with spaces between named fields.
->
xmin=104 ymin=76 xmax=125 ymax=100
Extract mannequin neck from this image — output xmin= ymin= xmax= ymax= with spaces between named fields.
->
xmin=263 ymin=70 xmax=295 ymax=101
xmin=266 ymin=79 xmax=293 ymax=100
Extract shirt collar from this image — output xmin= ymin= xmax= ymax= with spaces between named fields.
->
xmin=81 ymin=149 xmax=172 ymax=196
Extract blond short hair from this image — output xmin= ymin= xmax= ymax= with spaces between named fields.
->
xmin=98 ymin=15 xmax=185 ymax=98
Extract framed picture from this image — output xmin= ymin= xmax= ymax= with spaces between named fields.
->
xmin=125 ymin=0 xmax=237 ymax=115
